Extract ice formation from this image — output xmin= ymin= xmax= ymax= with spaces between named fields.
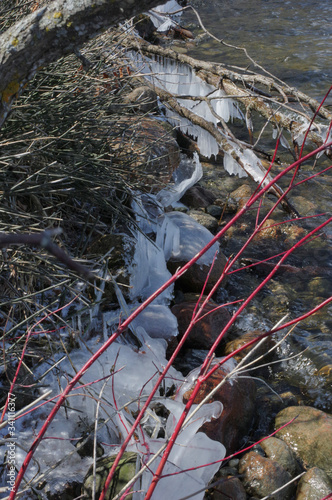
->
xmin=157 ymin=151 xmax=203 ymax=207
xmin=148 ymin=0 xmax=182 ymax=32
xmin=129 ymin=51 xmax=243 ymax=160
xmin=157 ymin=211 xmax=220 ymax=267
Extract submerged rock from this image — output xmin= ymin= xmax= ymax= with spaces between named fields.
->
xmin=275 ymin=406 xmax=332 ymax=479
xmin=238 ymin=451 xmax=295 ymax=500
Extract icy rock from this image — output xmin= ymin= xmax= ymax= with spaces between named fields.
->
xmin=132 ymin=304 xmax=178 ymax=340
xmin=157 ymin=211 xmax=228 ymax=292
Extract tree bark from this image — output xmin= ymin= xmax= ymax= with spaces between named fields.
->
xmin=0 ymin=0 xmax=165 ymax=129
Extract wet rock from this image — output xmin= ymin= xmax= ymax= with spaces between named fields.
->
xmin=275 ymin=406 xmax=332 ymax=479
xmin=123 ymin=86 xmax=158 ymax=114
xmin=166 ymin=212 xmax=228 ymax=293
xmin=188 ymin=209 xmax=219 ymax=232
xmin=229 ymin=184 xmax=252 ymax=211
xmin=254 ymin=218 xmax=283 ymax=241
xmin=213 ymin=196 xmax=238 ymax=215
xmin=260 ymin=437 xmax=301 ymax=476
xmin=182 ymin=364 xmax=256 ymax=453
xmin=238 ymin=451 xmax=295 ymax=500
xmin=205 ymin=205 xmax=222 ymax=220
xmin=205 ymin=474 xmax=246 ymax=500
xmin=180 ymin=185 xmax=216 ymax=208
xmin=296 ymin=467 xmax=332 ymax=500
xmin=171 ymin=300 xmax=231 ymax=349
xmin=82 ymin=452 xmax=137 ymax=499
xmin=224 ymin=330 xmax=273 ymax=364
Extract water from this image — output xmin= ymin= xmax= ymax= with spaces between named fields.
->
xmin=179 ymin=0 xmax=332 ymax=408
xmin=183 ymin=0 xmax=332 ymax=102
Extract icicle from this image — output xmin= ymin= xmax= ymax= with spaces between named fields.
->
xmin=156 ymin=152 xmax=203 ymax=207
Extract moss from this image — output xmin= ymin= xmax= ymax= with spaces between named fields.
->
xmin=2 ymin=81 xmax=20 ymax=103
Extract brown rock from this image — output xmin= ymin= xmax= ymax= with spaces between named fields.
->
xmin=275 ymin=406 xmax=332 ymax=479
xmin=224 ymin=330 xmax=272 ymax=363
xmin=239 ymin=451 xmax=294 ymax=500
xmin=206 ymin=475 xmax=246 ymax=500
xmin=107 ymin=116 xmax=180 ymax=192
xmin=171 ymin=300 xmax=231 ymax=350
xmin=180 ymin=185 xmax=216 ymax=209
xmin=230 ymin=184 xmax=252 ymax=211
xmin=182 ymin=364 xmax=256 ymax=453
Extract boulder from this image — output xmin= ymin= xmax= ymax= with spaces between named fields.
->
xmin=275 ymin=406 xmax=332 ymax=479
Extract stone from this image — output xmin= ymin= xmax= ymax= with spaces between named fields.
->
xmin=260 ymin=437 xmax=301 ymax=476
xmin=206 ymin=474 xmax=246 ymax=500
xmin=224 ymin=330 xmax=273 ymax=364
xmin=238 ymin=451 xmax=295 ymax=500
xmin=275 ymin=406 xmax=332 ymax=479
xmin=188 ymin=209 xmax=219 ymax=232
xmin=166 ymin=212 xmax=228 ymax=293
xmin=229 ymin=184 xmax=252 ymax=211
xmin=107 ymin=116 xmax=180 ymax=192
xmin=182 ymin=364 xmax=256 ymax=453
xmin=180 ymin=185 xmax=216 ymax=209
xmin=123 ymin=86 xmax=158 ymax=114
xmin=82 ymin=452 xmax=137 ymax=500
xmin=206 ymin=204 xmax=223 ymax=219
xmin=296 ymin=467 xmax=332 ymax=500
xmin=171 ymin=300 xmax=231 ymax=349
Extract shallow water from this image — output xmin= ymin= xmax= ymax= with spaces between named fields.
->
xmin=180 ymin=0 xmax=332 ymax=407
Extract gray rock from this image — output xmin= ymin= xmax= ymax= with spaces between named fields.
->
xmin=260 ymin=436 xmax=301 ymax=476
xmin=296 ymin=467 xmax=332 ymax=500
xmin=275 ymin=406 xmax=332 ymax=479
xmin=188 ymin=209 xmax=219 ymax=232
